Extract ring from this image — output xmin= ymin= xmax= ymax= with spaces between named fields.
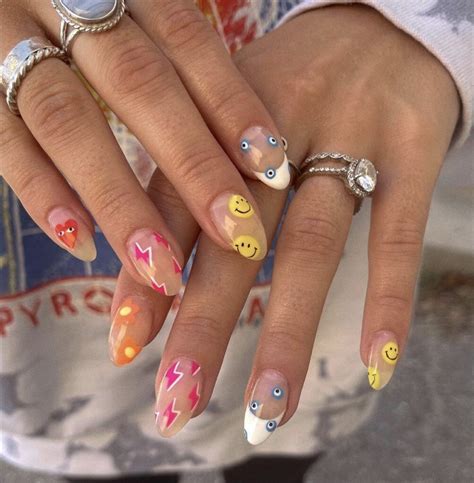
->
xmin=296 ymin=152 xmax=378 ymax=213
xmin=0 ymin=37 xmax=68 ymax=115
xmin=51 ymin=0 xmax=127 ymax=55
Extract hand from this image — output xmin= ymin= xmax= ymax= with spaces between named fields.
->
xmin=109 ymin=5 xmax=459 ymax=442
xmin=0 ymin=0 xmax=292 ymax=298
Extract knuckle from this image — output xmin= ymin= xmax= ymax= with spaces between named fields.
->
xmin=174 ymin=150 xmax=224 ymax=190
xmin=281 ymin=210 xmax=341 ymax=262
xmin=158 ymin=3 xmax=210 ymax=51
xmin=26 ymin=79 xmax=88 ymax=148
xmin=175 ymin=316 xmax=223 ymax=348
xmin=0 ymin=117 xmax=25 ymax=166
xmin=105 ymin=42 xmax=173 ymax=101
xmin=88 ymin=182 xmax=135 ymax=221
xmin=372 ymin=291 xmax=412 ymax=313
xmin=11 ymin=166 xmax=51 ymax=202
xmin=265 ymin=320 xmax=312 ymax=353
xmin=210 ymin=83 xmax=251 ymax=122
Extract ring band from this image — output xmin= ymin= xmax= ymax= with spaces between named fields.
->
xmin=1 ymin=37 xmax=68 ymax=115
xmin=296 ymin=152 xmax=378 ymax=214
xmin=51 ymin=0 xmax=127 ymax=55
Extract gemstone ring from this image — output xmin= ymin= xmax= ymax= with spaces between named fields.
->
xmin=295 ymin=152 xmax=378 ymax=214
xmin=51 ymin=0 xmax=127 ymax=55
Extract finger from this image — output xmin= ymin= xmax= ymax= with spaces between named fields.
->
xmin=128 ymin=0 xmax=291 ymax=190
xmin=109 ymin=167 xmax=200 ymax=366
xmin=0 ymin=101 xmax=97 ymax=261
xmin=361 ymin=143 xmax=441 ymax=390
xmin=34 ymin=7 xmax=268 ymax=260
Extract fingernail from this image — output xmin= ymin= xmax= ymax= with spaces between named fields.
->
xmin=48 ymin=207 xmax=96 ymax=262
xmin=155 ymin=358 xmax=202 ymax=437
xmin=127 ymin=229 xmax=183 ymax=296
xmin=109 ymin=297 xmax=152 ymax=366
xmin=239 ymin=126 xmax=290 ymax=190
xmin=210 ymin=193 xmax=267 ymax=261
xmin=367 ymin=331 xmax=400 ymax=390
xmin=244 ymin=370 xmax=288 ymax=445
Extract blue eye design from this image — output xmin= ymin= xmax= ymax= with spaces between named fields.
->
xmin=266 ymin=420 xmax=277 ymax=432
xmin=240 ymin=140 xmax=250 ymax=151
xmin=268 ymin=136 xmax=278 ymax=146
xmin=265 ymin=167 xmax=276 ymax=179
xmin=249 ymin=400 xmax=260 ymax=414
xmin=272 ymin=386 xmax=284 ymax=399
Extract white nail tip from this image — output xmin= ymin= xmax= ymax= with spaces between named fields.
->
xmin=254 ymin=155 xmax=291 ymax=190
xmin=244 ymin=408 xmax=284 ymax=445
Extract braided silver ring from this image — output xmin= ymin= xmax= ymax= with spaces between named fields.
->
xmin=51 ymin=0 xmax=127 ymax=55
xmin=0 ymin=37 xmax=68 ymax=115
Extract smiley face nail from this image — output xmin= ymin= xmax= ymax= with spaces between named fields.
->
xmin=244 ymin=370 xmax=289 ymax=445
xmin=367 ymin=331 xmax=400 ymax=390
xmin=127 ymin=230 xmax=183 ymax=296
xmin=48 ymin=207 xmax=97 ymax=262
xmin=210 ymin=193 xmax=267 ymax=261
xmin=239 ymin=126 xmax=290 ymax=190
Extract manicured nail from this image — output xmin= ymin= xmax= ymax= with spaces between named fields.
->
xmin=367 ymin=331 xmax=400 ymax=390
xmin=127 ymin=229 xmax=183 ymax=296
xmin=48 ymin=207 xmax=96 ymax=261
xmin=244 ymin=370 xmax=288 ymax=445
xmin=239 ymin=126 xmax=290 ymax=190
xmin=210 ymin=193 xmax=267 ymax=261
xmin=109 ymin=297 xmax=152 ymax=366
xmin=155 ymin=358 xmax=202 ymax=437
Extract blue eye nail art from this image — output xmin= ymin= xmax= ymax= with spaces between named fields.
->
xmin=240 ymin=140 xmax=250 ymax=151
xmin=268 ymin=136 xmax=278 ymax=146
xmin=249 ymin=400 xmax=260 ymax=414
xmin=272 ymin=386 xmax=284 ymax=399
xmin=265 ymin=167 xmax=276 ymax=179
xmin=266 ymin=420 xmax=277 ymax=432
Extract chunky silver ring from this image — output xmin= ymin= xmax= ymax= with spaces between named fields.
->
xmin=51 ymin=0 xmax=127 ymax=55
xmin=0 ymin=37 xmax=68 ymax=115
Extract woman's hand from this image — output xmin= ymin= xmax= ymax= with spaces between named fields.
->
xmin=0 ymin=0 xmax=292 ymax=297
xmin=109 ymin=5 xmax=459 ymax=442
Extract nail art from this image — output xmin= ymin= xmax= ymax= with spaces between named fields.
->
xmin=239 ymin=126 xmax=290 ymax=190
xmin=48 ymin=207 xmax=97 ymax=261
xmin=210 ymin=193 xmax=267 ymax=261
xmin=109 ymin=297 xmax=152 ymax=366
xmin=127 ymin=230 xmax=183 ymax=296
xmin=367 ymin=331 xmax=400 ymax=390
xmin=155 ymin=358 xmax=202 ymax=437
xmin=244 ymin=370 xmax=289 ymax=445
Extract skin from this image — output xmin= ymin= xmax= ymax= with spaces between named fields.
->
xmin=111 ymin=5 xmax=459 ymax=433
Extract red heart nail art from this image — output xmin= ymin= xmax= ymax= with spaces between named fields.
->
xmin=55 ymin=219 xmax=79 ymax=248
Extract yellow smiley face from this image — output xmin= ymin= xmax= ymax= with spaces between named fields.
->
xmin=233 ymin=235 xmax=260 ymax=259
xmin=382 ymin=341 xmax=399 ymax=365
xmin=367 ymin=367 xmax=381 ymax=390
xmin=228 ymin=195 xmax=254 ymax=218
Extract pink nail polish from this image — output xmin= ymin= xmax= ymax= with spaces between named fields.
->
xmin=48 ymin=207 xmax=96 ymax=261
xmin=108 ymin=297 xmax=152 ymax=366
xmin=239 ymin=126 xmax=290 ymax=190
xmin=127 ymin=229 xmax=183 ymax=296
xmin=155 ymin=358 xmax=202 ymax=437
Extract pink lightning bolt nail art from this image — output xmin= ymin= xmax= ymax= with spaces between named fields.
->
xmin=155 ymin=358 xmax=202 ymax=437
xmin=127 ymin=229 xmax=183 ymax=296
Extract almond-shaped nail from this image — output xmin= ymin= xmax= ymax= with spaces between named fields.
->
xmin=127 ymin=229 xmax=183 ymax=296
xmin=244 ymin=370 xmax=288 ymax=445
xmin=210 ymin=193 xmax=267 ymax=261
xmin=109 ymin=297 xmax=152 ymax=366
xmin=48 ymin=207 xmax=96 ymax=262
xmin=367 ymin=331 xmax=400 ymax=390
xmin=155 ymin=358 xmax=202 ymax=437
xmin=239 ymin=126 xmax=290 ymax=190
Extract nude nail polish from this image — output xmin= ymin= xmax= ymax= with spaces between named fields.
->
xmin=244 ymin=370 xmax=289 ymax=445
xmin=155 ymin=358 xmax=202 ymax=437
xmin=48 ymin=207 xmax=96 ymax=261
xmin=367 ymin=331 xmax=400 ymax=390
xmin=109 ymin=297 xmax=152 ymax=366
xmin=239 ymin=126 xmax=290 ymax=190
xmin=127 ymin=229 xmax=183 ymax=296
xmin=210 ymin=192 xmax=267 ymax=261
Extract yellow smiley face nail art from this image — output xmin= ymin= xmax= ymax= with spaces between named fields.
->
xmin=228 ymin=195 xmax=254 ymax=218
xmin=382 ymin=341 xmax=399 ymax=365
xmin=233 ymin=235 xmax=261 ymax=259
xmin=367 ymin=367 xmax=381 ymax=390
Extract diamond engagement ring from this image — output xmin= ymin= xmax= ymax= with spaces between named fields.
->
xmin=51 ymin=0 xmax=127 ymax=55
xmin=0 ymin=37 xmax=68 ymax=115
xmin=296 ymin=152 xmax=378 ymax=213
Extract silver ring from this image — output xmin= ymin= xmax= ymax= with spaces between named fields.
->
xmin=51 ymin=0 xmax=127 ymax=55
xmin=0 ymin=37 xmax=68 ymax=115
